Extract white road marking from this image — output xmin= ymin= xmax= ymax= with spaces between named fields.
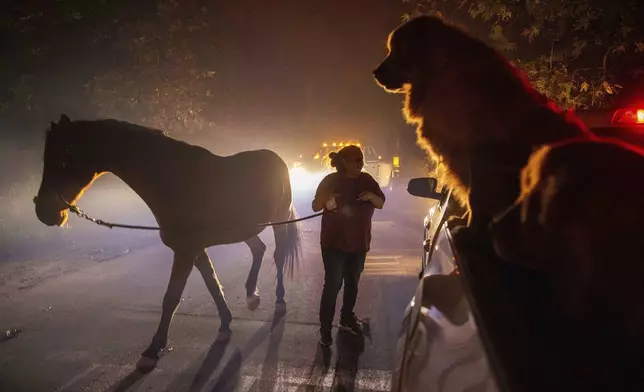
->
xmin=363 ymin=256 xmax=408 ymax=276
xmin=226 ymin=363 xmax=391 ymax=392
xmin=53 ymin=363 xmax=135 ymax=392
xmin=369 ymin=248 xmax=421 ymax=253
xmin=54 ymin=364 xmax=99 ymax=392
xmin=52 ymin=361 xmax=390 ymax=392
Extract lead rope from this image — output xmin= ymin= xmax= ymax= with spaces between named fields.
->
xmin=61 ymin=197 xmax=325 ymax=231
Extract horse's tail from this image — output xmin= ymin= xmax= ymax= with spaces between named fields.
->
xmin=281 ymin=204 xmax=303 ymax=279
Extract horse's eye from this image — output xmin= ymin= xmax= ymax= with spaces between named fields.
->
xmin=33 ymin=196 xmax=38 ymax=204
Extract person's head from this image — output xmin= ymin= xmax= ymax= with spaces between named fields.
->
xmin=329 ymin=145 xmax=364 ymax=178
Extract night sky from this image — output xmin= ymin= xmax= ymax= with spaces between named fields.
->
xmin=1 ymin=0 xmax=420 ymax=161
xmin=194 ymin=0 xmax=410 ymax=154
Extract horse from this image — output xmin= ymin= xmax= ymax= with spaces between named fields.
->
xmin=33 ymin=114 xmax=302 ymax=371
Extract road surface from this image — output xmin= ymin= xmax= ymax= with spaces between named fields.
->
xmin=0 ymin=190 xmax=431 ymax=392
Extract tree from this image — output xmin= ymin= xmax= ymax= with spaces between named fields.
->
xmin=0 ymin=0 xmax=220 ymax=135
xmin=0 ymin=0 xmax=130 ymax=128
xmin=86 ymin=0 xmax=219 ymax=134
xmin=402 ymin=0 xmax=644 ymax=108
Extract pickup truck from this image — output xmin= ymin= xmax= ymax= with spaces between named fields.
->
xmin=290 ymin=142 xmax=398 ymax=192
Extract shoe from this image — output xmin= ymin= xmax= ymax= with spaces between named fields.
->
xmin=319 ymin=326 xmax=333 ymax=346
xmin=338 ymin=316 xmax=363 ymax=336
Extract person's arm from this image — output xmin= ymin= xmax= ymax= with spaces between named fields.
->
xmin=359 ymin=191 xmax=385 ymax=209
xmin=312 ymin=175 xmax=336 ymax=212
xmin=312 ymin=195 xmax=328 ymax=212
xmin=358 ymin=174 xmax=386 ymax=209
xmin=368 ymin=192 xmax=385 ymax=209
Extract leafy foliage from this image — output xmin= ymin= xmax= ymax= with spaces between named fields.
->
xmin=402 ymin=0 xmax=644 ymax=108
xmin=0 ymin=0 xmax=219 ymax=134
xmin=86 ymin=0 xmax=218 ymax=133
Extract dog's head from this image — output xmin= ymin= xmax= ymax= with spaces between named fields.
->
xmin=492 ymin=140 xmax=644 ymax=350
xmin=492 ymin=140 xmax=644 ymax=267
xmin=490 ymin=145 xmax=568 ymax=270
xmin=373 ymin=16 xmax=454 ymax=93
xmin=492 ymin=139 xmax=644 ymax=303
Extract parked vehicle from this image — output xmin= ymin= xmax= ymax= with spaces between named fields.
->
xmin=576 ymin=105 xmax=644 ymax=146
xmin=392 ymin=178 xmax=500 ymax=392
xmin=289 ymin=141 xmax=398 ymax=192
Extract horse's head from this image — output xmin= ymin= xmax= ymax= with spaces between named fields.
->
xmin=34 ymin=114 xmax=101 ymax=226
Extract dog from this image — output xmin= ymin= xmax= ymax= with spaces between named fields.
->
xmin=373 ymin=15 xmax=593 ymax=228
xmin=490 ymin=137 xmax=644 ymax=388
xmin=492 ymin=137 xmax=644 ymax=317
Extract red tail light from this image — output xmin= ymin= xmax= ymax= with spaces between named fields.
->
xmin=611 ymin=108 xmax=644 ymax=125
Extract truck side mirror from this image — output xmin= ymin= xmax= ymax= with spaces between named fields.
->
xmin=407 ymin=177 xmax=442 ymax=200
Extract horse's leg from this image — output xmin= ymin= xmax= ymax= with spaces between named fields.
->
xmin=273 ymin=225 xmax=288 ymax=306
xmin=194 ymin=249 xmax=233 ymax=329
xmin=137 ymin=250 xmax=194 ymax=371
xmin=244 ymin=235 xmax=267 ymax=311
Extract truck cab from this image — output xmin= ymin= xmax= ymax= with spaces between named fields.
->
xmin=361 ymin=144 xmax=395 ymax=190
xmin=289 ymin=141 xmax=398 ymax=192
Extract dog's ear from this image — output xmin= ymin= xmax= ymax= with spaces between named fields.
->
xmin=528 ymin=174 xmax=560 ymax=228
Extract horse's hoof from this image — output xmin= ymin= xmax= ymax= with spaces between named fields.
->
xmin=216 ymin=329 xmax=232 ymax=342
xmin=246 ymin=294 xmax=261 ymax=311
xmin=136 ymin=356 xmax=158 ymax=373
xmin=219 ymin=311 xmax=233 ymax=332
xmin=275 ymin=301 xmax=287 ymax=314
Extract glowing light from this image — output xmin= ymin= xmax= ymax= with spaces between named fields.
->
xmin=378 ymin=155 xmax=382 ymax=160
xmin=393 ymin=156 xmax=400 ymax=167
xmin=356 ymin=143 xmax=361 ymax=147
xmin=289 ymin=166 xmax=307 ymax=179
xmin=289 ymin=167 xmax=332 ymax=192
xmin=340 ymin=143 xmax=344 ymax=147
xmin=612 ymin=108 xmax=644 ymax=125
xmin=332 ymin=143 xmax=337 ymax=146
xmin=314 ymin=153 xmax=320 ymax=159
xmin=323 ymin=143 xmax=328 ymax=147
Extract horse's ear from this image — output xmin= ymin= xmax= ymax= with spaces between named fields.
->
xmin=60 ymin=114 xmax=71 ymax=124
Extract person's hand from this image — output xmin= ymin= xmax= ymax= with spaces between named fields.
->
xmin=358 ymin=191 xmax=375 ymax=202
xmin=325 ymin=194 xmax=339 ymax=211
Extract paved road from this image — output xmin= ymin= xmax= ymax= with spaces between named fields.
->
xmin=0 ymin=191 xmax=431 ymax=392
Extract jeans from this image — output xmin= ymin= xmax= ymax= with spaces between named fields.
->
xmin=319 ymin=248 xmax=367 ymax=328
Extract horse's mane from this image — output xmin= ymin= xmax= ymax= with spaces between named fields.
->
xmin=93 ymin=119 xmax=169 ymax=137
xmin=43 ymin=118 xmax=173 ymax=165
xmin=46 ymin=118 xmax=168 ymax=137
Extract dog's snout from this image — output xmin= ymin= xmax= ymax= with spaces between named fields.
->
xmin=373 ymin=63 xmax=384 ymax=77
xmin=373 ymin=60 xmax=407 ymax=92
xmin=489 ymin=204 xmax=523 ymax=261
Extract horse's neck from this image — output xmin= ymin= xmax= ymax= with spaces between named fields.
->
xmin=94 ymin=131 xmax=169 ymax=211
